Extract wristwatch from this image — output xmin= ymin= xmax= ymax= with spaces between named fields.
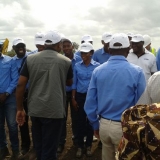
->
xmin=5 ymin=92 xmax=10 ymax=97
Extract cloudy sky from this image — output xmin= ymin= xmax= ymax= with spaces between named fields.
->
xmin=0 ymin=0 xmax=160 ymax=51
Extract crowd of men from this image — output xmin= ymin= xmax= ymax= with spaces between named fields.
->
xmin=0 ymin=30 xmax=160 ymax=160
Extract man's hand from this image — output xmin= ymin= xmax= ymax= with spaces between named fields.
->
xmin=0 ymin=93 xmax=7 ymax=104
xmin=94 ymin=130 xmax=100 ymax=139
xmin=16 ymin=110 xmax=26 ymax=126
xmin=72 ymin=99 xmax=79 ymax=111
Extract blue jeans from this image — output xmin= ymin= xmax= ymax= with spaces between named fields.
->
xmin=31 ymin=117 xmax=63 ymax=160
xmin=0 ymin=93 xmax=19 ymax=151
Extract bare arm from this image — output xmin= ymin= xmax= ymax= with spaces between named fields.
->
xmin=16 ymin=76 xmax=28 ymax=126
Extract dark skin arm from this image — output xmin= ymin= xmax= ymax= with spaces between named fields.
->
xmin=0 ymin=94 xmax=7 ymax=104
xmin=66 ymin=78 xmax=72 ymax=86
xmin=71 ymin=89 xmax=79 ymax=111
xmin=16 ymin=76 xmax=28 ymax=126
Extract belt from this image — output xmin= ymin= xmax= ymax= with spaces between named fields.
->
xmin=101 ymin=116 xmax=121 ymax=122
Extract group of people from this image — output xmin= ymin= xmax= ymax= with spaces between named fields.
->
xmin=0 ymin=30 xmax=160 ymax=160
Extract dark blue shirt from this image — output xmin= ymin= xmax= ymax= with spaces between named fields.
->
xmin=92 ymin=48 xmax=111 ymax=64
xmin=84 ymin=55 xmax=146 ymax=130
xmin=0 ymin=54 xmax=19 ymax=94
xmin=72 ymin=59 xmax=100 ymax=93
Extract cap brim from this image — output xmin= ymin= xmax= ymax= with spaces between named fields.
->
xmin=131 ymin=39 xmax=143 ymax=42
xmin=80 ymin=49 xmax=91 ymax=52
xmin=35 ymin=41 xmax=44 ymax=45
xmin=103 ymin=39 xmax=111 ymax=43
xmin=14 ymin=42 xmax=25 ymax=46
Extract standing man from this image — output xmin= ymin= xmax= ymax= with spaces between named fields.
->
xmin=127 ymin=34 xmax=157 ymax=81
xmin=57 ymin=38 xmax=81 ymax=153
xmin=0 ymin=41 xmax=20 ymax=159
xmin=92 ymin=32 xmax=112 ymax=64
xmin=16 ymin=30 xmax=73 ymax=160
xmin=12 ymin=38 xmax=31 ymax=156
xmin=84 ymin=33 xmax=146 ymax=160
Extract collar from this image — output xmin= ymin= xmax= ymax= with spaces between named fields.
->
xmin=108 ymin=55 xmax=127 ymax=61
xmin=101 ymin=48 xmax=109 ymax=55
xmin=80 ymin=59 xmax=95 ymax=65
xmin=0 ymin=54 xmax=5 ymax=59
xmin=13 ymin=53 xmax=27 ymax=60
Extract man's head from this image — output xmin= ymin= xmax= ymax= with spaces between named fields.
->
xmin=81 ymin=35 xmax=93 ymax=44
xmin=62 ymin=38 xmax=73 ymax=58
xmin=130 ymin=34 xmax=144 ymax=54
xmin=12 ymin=38 xmax=26 ymax=58
xmin=35 ymin=32 xmax=45 ymax=52
xmin=143 ymin=34 xmax=151 ymax=51
xmin=101 ymin=32 xmax=112 ymax=52
xmin=44 ymin=30 xmax=62 ymax=53
xmin=79 ymin=42 xmax=94 ymax=61
xmin=109 ymin=33 xmax=130 ymax=57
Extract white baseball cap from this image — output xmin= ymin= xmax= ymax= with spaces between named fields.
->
xmin=44 ymin=30 xmax=62 ymax=45
xmin=81 ymin=35 xmax=93 ymax=42
xmin=131 ymin=34 xmax=144 ymax=42
xmin=13 ymin=38 xmax=25 ymax=46
xmin=109 ymin=33 xmax=130 ymax=49
xmin=35 ymin=32 xmax=45 ymax=45
xmin=102 ymin=32 xmax=112 ymax=43
xmin=79 ymin=42 xmax=94 ymax=52
xmin=143 ymin=35 xmax=151 ymax=47
xmin=62 ymin=38 xmax=72 ymax=44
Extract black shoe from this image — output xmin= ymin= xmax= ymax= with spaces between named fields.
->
xmin=9 ymin=150 xmax=22 ymax=160
xmin=0 ymin=146 xmax=10 ymax=159
xmin=28 ymin=148 xmax=37 ymax=160
xmin=57 ymin=145 xmax=64 ymax=153
xmin=98 ymin=141 xmax=102 ymax=149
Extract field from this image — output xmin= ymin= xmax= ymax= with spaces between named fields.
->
xmin=5 ymin=108 xmax=102 ymax=160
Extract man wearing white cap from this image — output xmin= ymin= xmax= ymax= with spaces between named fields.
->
xmin=0 ymin=41 xmax=20 ymax=159
xmin=143 ymin=34 xmax=156 ymax=56
xmin=12 ymin=38 xmax=32 ymax=158
xmin=16 ymin=30 xmax=73 ymax=160
xmin=127 ymin=34 xmax=157 ymax=81
xmin=34 ymin=32 xmax=45 ymax=52
xmin=92 ymin=32 xmax=112 ymax=64
xmin=84 ymin=33 xmax=146 ymax=160
xmin=75 ymin=34 xmax=93 ymax=57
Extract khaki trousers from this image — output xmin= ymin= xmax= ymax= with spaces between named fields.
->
xmin=99 ymin=118 xmax=122 ymax=160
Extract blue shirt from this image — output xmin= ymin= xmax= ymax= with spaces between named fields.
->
xmin=0 ymin=54 xmax=19 ymax=94
xmin=92 ymin=48 xmax=111 ymax=64
xmin=84 ymin=55 xmax=146 ymax=130
xmin=12 ymin=54 xmax=27 ymax=75
xmin=66 ymin=54 xmax=82 ymax=92
xmin=156 ymin=48 xmax=160 ymax=71
xmin=74 ymin=51 xmax=81 ymax=57
xmin=72 ymin=59 xmax=100 ymax=93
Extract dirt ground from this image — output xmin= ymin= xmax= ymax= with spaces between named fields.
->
xmin=6 ymin=108 xmax=102 ymax=160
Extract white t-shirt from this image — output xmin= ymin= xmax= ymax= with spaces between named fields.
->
xmin=127 ymin=50 xmax=157 ymax=81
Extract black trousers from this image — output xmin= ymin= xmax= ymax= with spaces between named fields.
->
xmin=19 ymin=91 xmax=30 ymax=150
xmin=31 ymin=117 xmax=63 ymax=160
xmin=76 ymin=92 xmax=93 ymax=148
